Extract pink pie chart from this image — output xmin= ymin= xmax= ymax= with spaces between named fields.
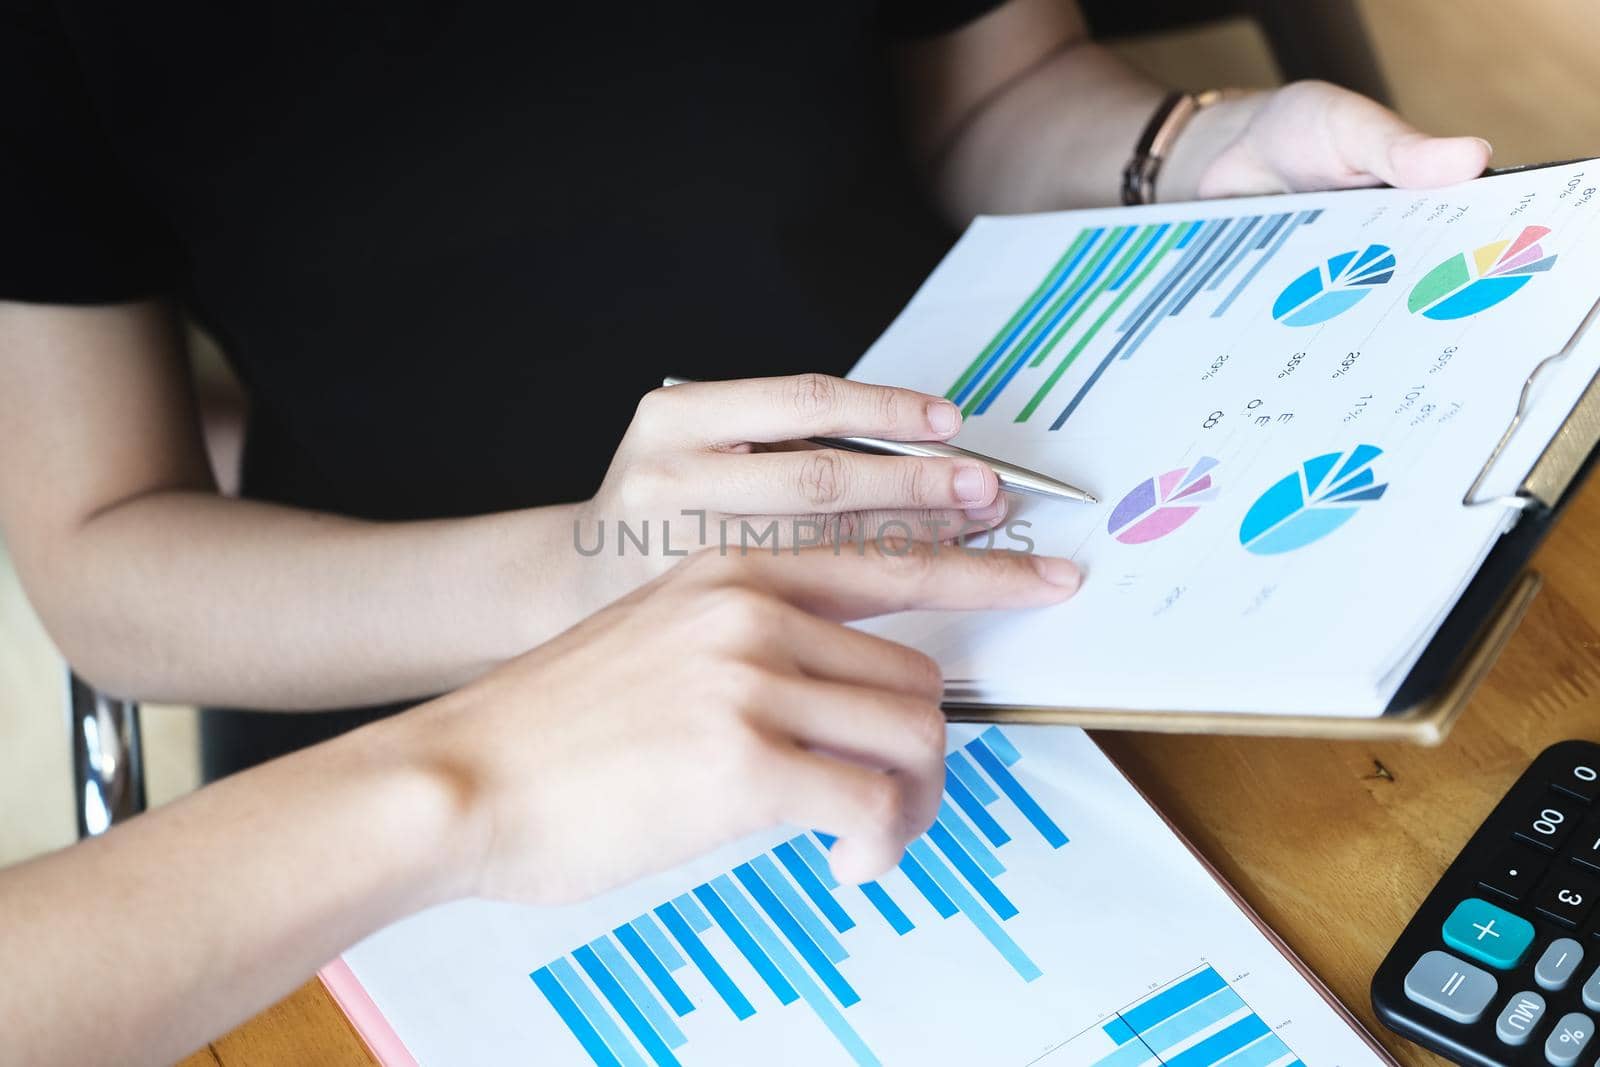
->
xmin=1107 ymin=457 xmax=1220 ymax=544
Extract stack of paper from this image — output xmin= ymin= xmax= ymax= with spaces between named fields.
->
xmin=851 ymin=161 xmax=1600 ymax=717
xmin=330 ymin=727 xmax=1389 ymax=1064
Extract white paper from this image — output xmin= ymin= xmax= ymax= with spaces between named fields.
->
xmin=342 ymin=727 xmax=1385 ymax=1065
xmin=849 ymin=162 xmax=1600 ymax=716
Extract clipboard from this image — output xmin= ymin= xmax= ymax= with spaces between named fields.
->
xmin=944 ymin=171 xmax=1600 ymax=744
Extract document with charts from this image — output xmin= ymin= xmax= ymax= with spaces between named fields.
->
xmin=326 ymin=726 xmax=1392 ymax=1065
xmin=849 ymin=160 xmax=1600 ymax=716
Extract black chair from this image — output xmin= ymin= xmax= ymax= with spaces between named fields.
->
xmin=67 ymin=672 xmax=146 ymax=837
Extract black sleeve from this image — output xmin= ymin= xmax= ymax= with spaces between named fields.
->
xmin=0 ymin=0 xmax=176 ymax=304
xmin=878 ymin=0 xmax=1010 ymax=40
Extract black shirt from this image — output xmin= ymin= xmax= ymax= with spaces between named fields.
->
xmin=3 ymin=1 xmax=1003 ymax=513
xmin=2 ymin=1 xmax=1003 ymax=772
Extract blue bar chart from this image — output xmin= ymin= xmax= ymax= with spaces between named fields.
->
xmin=1075 ymin=966 xmax=1304 ymax=1067
xmin=530 ymin=727 xmax=1069 ymax=1066
xmin=943 ymin=209 xmax=1323 ymax=431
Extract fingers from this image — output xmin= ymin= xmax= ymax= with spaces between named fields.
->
xmin=835 ymin=497 xmax=1009 ymax=542
xmin=761 ymin=742 xmax=941 ymax=882
xmin=774 ymin=608 xmax=945 ymax=698
xmin=639 ymin=374 xmax=962 ymax=447
xmin=732 ymin=499 xmax=1009 ymax=550
xmin=693 ymin=537 xmax=1082 ymax=621
xmin=1326 ymin=85 xmax=1492 ymax=189
xmin=679 ymin=448 xmax=1000 ymax=514
xmin=760 ymin=675 xmax=946 ymax=790
xmin=1386 ymin=135 xmax=1494 ymax=189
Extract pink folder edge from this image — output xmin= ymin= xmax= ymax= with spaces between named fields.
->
xmin=319 ymin=957 xmax=419 ymax=1067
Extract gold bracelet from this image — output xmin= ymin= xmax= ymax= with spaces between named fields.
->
xmin=1121 ymin=89 xmax=1230 ymax=206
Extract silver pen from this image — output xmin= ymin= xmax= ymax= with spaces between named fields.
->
xmin=661 ymin=377 xmax=1097 ymax=504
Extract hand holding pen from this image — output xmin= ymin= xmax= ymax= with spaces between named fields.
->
xmin=661 ymin=376 xmax=1094 ymax=503
xmin=574 ymin=374 xmax=1094 ymax=608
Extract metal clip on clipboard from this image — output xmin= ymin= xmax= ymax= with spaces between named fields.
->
xmin=1463 ymin=295 xmax=1600 ymax=512
xmin=946 ymin=296 xmax=1600 ymax=745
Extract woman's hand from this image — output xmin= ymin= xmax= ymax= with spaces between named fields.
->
xmin=900 ymin=3 xmax=1493 ymax=219
xmin=0 ymin=538 xmax=1079 ymax=1066
xmin=407 ymin=539 xmax=1082 ymax=905
xmin=1167 ymin=80 xmax=1493 ymax=201
xmin=575 ymin=373 xmax=1013 ymax=606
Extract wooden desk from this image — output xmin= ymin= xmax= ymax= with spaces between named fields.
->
xmin=183 ymin=478 xmax=1600 ymax=1067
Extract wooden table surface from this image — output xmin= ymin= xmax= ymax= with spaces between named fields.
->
xmin=180 ymin=477 xmax=1600 ymax=1067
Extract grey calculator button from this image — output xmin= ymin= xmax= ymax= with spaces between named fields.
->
xmin=1403 ymin=950 xmax=1498 ymax=1024
xmin=1496 ymin=990 xmax=1545 ymax=1045
xmin=1583 ymin=964 xmax=1600 ymax=1011
xmin=1538 ymin=938 xmax=1585 ymax=990
xmin=1541 ymin=1010 xmax=1592 ymax=1065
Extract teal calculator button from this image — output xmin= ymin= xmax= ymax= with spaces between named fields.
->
xmin=1442 ymin=898 xmax=1535 ymax=969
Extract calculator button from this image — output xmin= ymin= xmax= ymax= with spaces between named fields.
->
xmin=1496 ymin=990 xmax=1546 ymax=1046
xmin=1570 ymin=813 xmax=1600 ymax=873
xmin=1537 ymin=939 xmax=1586 ymax=990
xmin=1582 ymin=965 xmax=1600 ymax=1011
xmin=1403 ymin=950 xmax=1498 ymax=1024
xmin=1480 ymin=842 xmax=1551 ymax=901
xmin=1516 ymin=798 xmax=1582 ymax=851
xmin=1551 ymin=760 xmax=1600 ymax=804
xmin=1442 ymin=898 xmax=1536 ymax=969
xmin=1533 ymin=868 xmax=1600 ymax=928
xmin=1542 ymin=1010 xmax=1592 ymax=1065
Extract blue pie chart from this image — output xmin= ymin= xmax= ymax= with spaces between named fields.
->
xmin=1240 ymin=445 xmax=1388 ymax=555
xmin=1272 ymin=244 xmax=1396 ymax=327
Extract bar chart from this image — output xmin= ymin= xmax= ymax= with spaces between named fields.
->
xmin=943 ymin=210 xmax=1323 ymax=430
xmin=1057 ymin=966 xmax=1304 ymax=1067
xmin=530 ymin=726 xmax=1069 ymax=1067
xmin=340 ymin=724 xmax=1398 ymax=1065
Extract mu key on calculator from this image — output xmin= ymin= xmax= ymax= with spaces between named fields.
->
xmin=1374 ymin=740 xmax=1600 ymax=1065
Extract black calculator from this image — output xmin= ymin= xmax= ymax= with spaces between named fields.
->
xmin=1373 ymin=740 xmax=1600 ymax=1065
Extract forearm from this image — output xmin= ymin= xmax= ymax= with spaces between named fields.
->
xmin=23 ymin=490 xmax=587 ymax=708
xmin=0 ymin=708 xmax=476 ymax=1067
xmin=0 ymin=300 xmax=605 ymax=709
xmin=923 ymin=29 xmax=1489 ymax=222
xmin=910 ymin=0 xmax=1264 ymax=224
xmin=928 ymin=40 xmax=1164 ymax=220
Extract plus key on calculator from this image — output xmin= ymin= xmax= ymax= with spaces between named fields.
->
xmin=1374 ymin=740 xmax=1600 ymax=1065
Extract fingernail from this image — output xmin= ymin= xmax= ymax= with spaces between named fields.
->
xmin=926 ymin=401 xmax=960 ymax=436
xmin=964 ymin=496 xmax=1007 ymax=523
xmin=953 ymin=464 xmax=991 ymax=505
xmin=1031 ymin=555 xmax=1082 ymax=590
xmin=1474 ymin=137 xmax=1494 ymax=159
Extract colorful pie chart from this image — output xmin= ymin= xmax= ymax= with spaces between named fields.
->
xmin=1107 ymin=457 xmax=1220 ymax=544
xmin=1239 ymin=445 xmax=1387 ymax=555
xmin=1408 ymin=225 xmax=1558 ymax=320
xmin=1272 ymin=244 xmax=1396 ymax=327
